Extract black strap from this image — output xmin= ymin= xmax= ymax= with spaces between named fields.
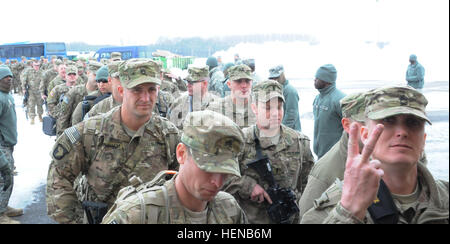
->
xmin=253 ymin=128 xmax=264 ymax=159
xmin=367 ymin=179 xmax=400 ymax=224
xmin=93 ymin=93 xmax=111 ymax=105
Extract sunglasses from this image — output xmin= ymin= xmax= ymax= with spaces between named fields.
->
xmin=96 ymin=79 xmax=109 ymax=83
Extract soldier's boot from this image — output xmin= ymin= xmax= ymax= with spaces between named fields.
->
xmin=38 ymin=114 xmax=43 ymax=122
xmin=0 ymin=213 xmax=20 ymax=224
xmin=5 ymin=206 xmax=24 ymax=217
xmin=30 ymin=117 xmax=35 ymax=125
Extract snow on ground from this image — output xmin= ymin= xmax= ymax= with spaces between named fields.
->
xmin=9 ymin=95 xmax=56 ymax=209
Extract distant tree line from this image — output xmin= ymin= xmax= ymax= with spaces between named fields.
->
xmin=67 ymin=33 xmax=318 ymax=57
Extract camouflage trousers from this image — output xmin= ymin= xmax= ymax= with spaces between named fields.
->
xmin=0 ymin=145 xmax=14 ymax=214
xmin=28 ymin=91 xmax=44 ymax=119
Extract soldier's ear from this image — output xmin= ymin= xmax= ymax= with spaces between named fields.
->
xmin=118 ymin=85 xmax=124 ymax=97
xmin=176 ymin=143 xmax=187 ymax=165
xmin=361 ymin=125 xmax=369 ymax=145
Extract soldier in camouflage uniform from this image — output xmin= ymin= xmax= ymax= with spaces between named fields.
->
xmin=46 ymin=66 xmax=78 ymax=118
xmin=222 ymin=80 xmax=314 ymax=224
xmin=9 ymin=60 xmax=21 ymax=94
xmin=301 ymin=86 xmax=449 ymax=224
xmin=76 ymin=62 xmax=88 ymax=85
xmin=207 ymin=64 xmax=256 ymax=129
xmin=85 ymin=60 xmax=173 ymax=120
xmin=40 ymin=59 xmax=62 ymax=100
xmin=56 ymin=61 xmax=103 ymax=135
xmin=163 ymin=69 xmax=187 ymax=93
xmin=84 ymin=62 xmax=123 ymax=119
xmin=206 ymin=56 xmax=225 ymax=97
xmin=21 ymin=61 xmax=44 ymax=124
xmin=299 ymin=90 xmax=429 ymax=221
xmin=102 ymin=110 xmax=248 ymax=224
xmin=160 ymin=71 xmax=180 ymax=98
xmin=46 ymin=63 xmax=67 ymax=97
xmin=46 ymin=59 xmax=180 ymax=224
xmin=299 ymin=91 xmax=368 ymax=220
xmin=168 ymin=66 xmax=218 ymax=130
xmin=69 ymin=64 xmax=113 ymax=126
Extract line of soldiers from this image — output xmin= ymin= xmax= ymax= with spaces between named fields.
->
xmin=3 ymin=51 xmax=446 ymax=224
xmin=40 ymin=54 xmax=447 ymax=224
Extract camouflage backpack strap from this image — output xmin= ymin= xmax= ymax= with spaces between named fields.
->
xmin=133 ymin=171 xmax=177 ymax=224
xmin=160 ymin=119 xmax=179 ymax=168
xmin=82 ymin=116 xmax=105 ymax=162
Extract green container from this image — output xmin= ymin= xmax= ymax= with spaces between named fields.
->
xmin=152 ymin=57 xmax=167 ymax=69
xmin=153 ymin=56 xmax=194 ymax=70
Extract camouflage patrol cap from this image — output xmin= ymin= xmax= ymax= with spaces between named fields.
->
xmin=107 ymin=61 xmax=123 ymax=78
xmin=252 ymin=80 xmax=285 ymax=103
xmin=118 ymin=59 xmax=161 ymax=88
xmin=66 ymin=65 xmax=78 ymax=74
xmin=110 ymin=52 xmax=122 ymax=61
xmin=340 ymin=91 xmax=367 ymax=122
xmin=228 ymin=64 xmax=253 ymax=81
xmin=268 ymin=65 xmax=284 ymax=79
xmin=55 ymin=59 xmax=63 ymax=66
xmin=365 ymin=85 xmax=431 ymax=124
xmin=87 ymin=61 xmax=103 ymax=72
xmin=186 ymin=66 xmax=209 ymax=83
xmin=181 ymin=110 xmax=244 ymax=177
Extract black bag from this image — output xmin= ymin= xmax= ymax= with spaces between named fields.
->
xmin=43 ymin=116 xmax=57 ymax=136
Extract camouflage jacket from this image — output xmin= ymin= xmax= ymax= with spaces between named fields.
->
xmin=102 ymin=173 xmax=248 ymax=224
xmin=168 ymin=92 xmax=218 ymax=130
xmin=153 ymin=90 xmax=174 ymax=118
xmin=46 ymin=106 xmax=180 ymax=224
xmin=301 ymin=163 xmax=449 ymax=224
xmin=57 ymin=85 xmax=89 ymax=133
xmin=70 ymin=90 xmax=108 ymax=126
xmin=222 ymin=124 xmax=314 ymax=224
xmin=47 ymin=83 xmax=73 ymax=118
xmin=20 ymin=69 xmax=43 ymax=92
xmin=47 ymin=76 xmax=65 ymax=96
xmin=206 ymin=96 xmax=256 ymax=129
xmin=208 ymin=67 xmax=225 ymax=97
xmin=299 ymin=132 xmax=430 ymax=221
xmin=299 ymin=132 xmax=349 ymax=219
xmin=40 ymin=69 xmax=58 ymax=95
xmin=160 ymin=79 xmax=180 ymax=99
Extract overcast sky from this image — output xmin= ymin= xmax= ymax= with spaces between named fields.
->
xmin=2 ymin=0 xmax=448 ymax=47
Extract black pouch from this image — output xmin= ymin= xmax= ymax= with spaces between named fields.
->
xmin=42 ymin=116 xmax=56 ymax=136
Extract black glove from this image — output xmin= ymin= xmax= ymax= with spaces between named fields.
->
xmin=0 ymin=165 xmax=12 ymax=191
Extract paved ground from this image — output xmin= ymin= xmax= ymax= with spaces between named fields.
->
xmin=14 ymin=184 xmax=56 ymax=224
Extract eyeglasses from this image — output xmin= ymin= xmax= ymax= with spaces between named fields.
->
xmin=67 ymin=73 xmax=77 ymax=76
xmin=96 ymin=79 xmax=109 ymax=83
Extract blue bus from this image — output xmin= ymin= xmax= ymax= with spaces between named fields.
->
xmin=0 ymin=42 xmax=67 ymax=62
xmin=93 ymin=46 xmax=152 ymax=61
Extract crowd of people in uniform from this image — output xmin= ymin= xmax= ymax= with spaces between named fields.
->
xmin=0 ymin=51 xmax=447 ymax=224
